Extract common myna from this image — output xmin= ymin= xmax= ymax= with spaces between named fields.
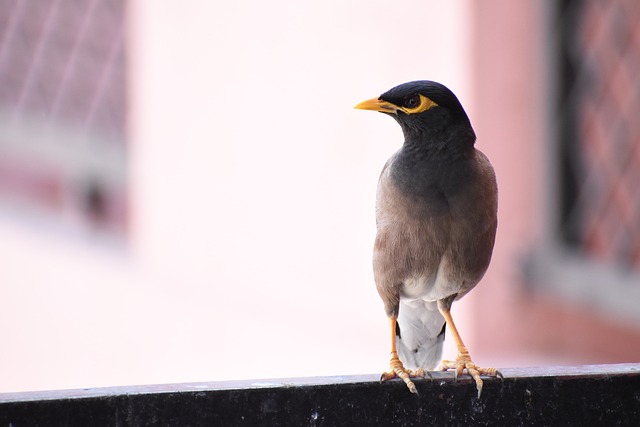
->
xmin=355 ymin=81 xmax=500 ymax=397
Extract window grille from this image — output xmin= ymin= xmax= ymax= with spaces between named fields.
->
xmin=557 ymin=0 xmax=640 ymax=271
xmin=525 ymin=0 xmax=640 ymax=322
xmin=0 ymin=0 xmax=127 ymax=236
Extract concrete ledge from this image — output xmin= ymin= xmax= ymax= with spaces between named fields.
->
xmin=1 ymin=363 xmax=639 ymax=426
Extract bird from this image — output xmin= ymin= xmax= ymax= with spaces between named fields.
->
xmin=355 ymin=80 xmax=500 ymax=397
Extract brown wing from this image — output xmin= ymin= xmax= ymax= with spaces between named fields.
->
xmin=373 ymin=149 xmax=497 ymax=317
xmin=438 ymin=148 xmax=497 ymax=301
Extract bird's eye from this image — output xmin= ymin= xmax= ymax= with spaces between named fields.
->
xmin=405 ymin=94 xmax=421 ymax=109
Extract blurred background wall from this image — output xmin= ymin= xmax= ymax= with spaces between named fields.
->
xmin=1 ymin=0 xmax=639 ymax=393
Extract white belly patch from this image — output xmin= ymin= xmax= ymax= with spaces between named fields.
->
xmin=400 ymin=261 xmax=453 ymax=302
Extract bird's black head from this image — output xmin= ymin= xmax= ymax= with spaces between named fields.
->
xmin=355 ymin=80 xmax=475 ymax=151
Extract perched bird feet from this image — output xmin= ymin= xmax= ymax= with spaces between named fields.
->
xmin=439 ymin=349 xmax=501 ymax=398
xmin=380 ymin=352 xmax=426 ymax=394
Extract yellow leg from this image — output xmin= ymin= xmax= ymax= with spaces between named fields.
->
xmin=380 ymin=317 xmax=425 ymax=394
xmin=438 ymin=304 xmax=502 ymax=398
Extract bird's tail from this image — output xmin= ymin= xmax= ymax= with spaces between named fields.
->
xmin=396 ymin=299 xmax=446 ymax=370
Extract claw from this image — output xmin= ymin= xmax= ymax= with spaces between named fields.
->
xmin=439 ymin=354 xmax=500 ymax=398
xmin=380 ymin=370 xmax=418 ymax=394
xmin=381 ymin=353 xmax=425 ymax=394
xmin=436 ymin=306 xmax=500 ymax=399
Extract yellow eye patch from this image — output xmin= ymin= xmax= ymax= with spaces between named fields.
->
xmin=354 ymin=94 xmax=438 ymax=115
xmin=399 ymin=94 xmax=438 ymax=115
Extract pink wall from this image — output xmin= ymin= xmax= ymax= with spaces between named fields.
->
xmin=467 ymin=0 xmax=640 ymax=367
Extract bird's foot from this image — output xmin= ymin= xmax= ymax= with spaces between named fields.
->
xmin=380 ymin=352 xmax=426 ymax=394
xmin=439 ymin=349 xmax=502 ymax=398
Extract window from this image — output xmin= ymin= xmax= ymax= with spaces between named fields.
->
xmin=0 ymin=0 xmax=127 ymax=239
xmin=526 ymin=0 xmax=640 ymax=321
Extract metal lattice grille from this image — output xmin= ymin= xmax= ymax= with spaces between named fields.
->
xmin=0 ymin=0 xmax=126 ymax=138
xmin=558 ymin=0 xmax=640 ymax=270
xmin=0 ymin=0 xmax=127 ymax=235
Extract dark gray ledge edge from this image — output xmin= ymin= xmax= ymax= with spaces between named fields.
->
xmin=2 ymin=363 xmax=639 ymax=403
xmin=1 ymin=363 xmax=639 ymax=426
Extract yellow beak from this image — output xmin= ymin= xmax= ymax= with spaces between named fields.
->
xmin=354 ymin=97 xmax=399 ymax=114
